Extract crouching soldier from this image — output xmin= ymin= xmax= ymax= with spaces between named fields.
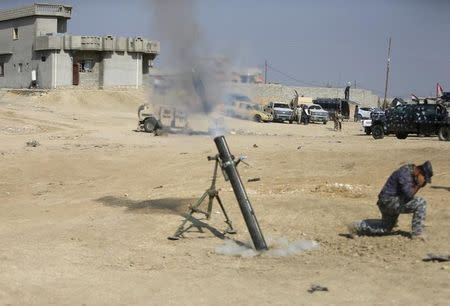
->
xmin=349 ymin=161 xmax=433 ymax=240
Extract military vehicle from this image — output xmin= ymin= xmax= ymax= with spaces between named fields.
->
xmin=138 ymin=104 xmax=189 ymax=134
xmin=370 ymin=103 xmax=449 ymax=141
xmin=361 ymin=108 xmax=385 ymax=135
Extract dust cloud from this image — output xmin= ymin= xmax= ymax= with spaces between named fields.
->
xmin=215 ymin=237 xmax=319 ymax=258
xmin=148 ymin=0 xmax=227 ymax=115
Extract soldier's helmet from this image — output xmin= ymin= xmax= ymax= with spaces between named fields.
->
xmin=420 ymin=161 xmax=433 ymax=183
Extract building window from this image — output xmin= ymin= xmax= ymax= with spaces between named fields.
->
xmin=41 ymin=56 xmax=47 ymax=62
xmin=13 ymin=28 xmax=19 ymax=40
xmin=18 ymin=63 xmax=23 ymax=73
xmin=79 ymin=59 xmax=94 ymax=72
xmin=0 ymin=63 xmax=4 ymax=76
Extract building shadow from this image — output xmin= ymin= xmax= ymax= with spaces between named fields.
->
xmin=431 ymin=186 xmax=450 ymax=192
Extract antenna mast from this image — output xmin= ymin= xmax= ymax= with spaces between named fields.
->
xmin=383 ymin=37 xmax=392 ymax=109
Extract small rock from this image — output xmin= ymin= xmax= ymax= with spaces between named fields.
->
xmin=297 ymin=146 xmax=302 ymax=150
xmin=253 ymin=144 xmax=258 ymax=148
xmin=26 ymin=140 xmax=40 ymax=147
xmin=441 ymin=265 xmax=449 ymax=270
xmin=124 ymin=193 xmax=129 ymax=197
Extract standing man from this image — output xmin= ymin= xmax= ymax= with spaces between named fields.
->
xmin=349 ymin=161 xmax=433 ymax=240
xmin=354 ymin=105 xmax=359 ymax=122
xmin=344 ymin=82 xmax=351 ymax=101
xmin=333 ymin=109 xmax=342 ymax=131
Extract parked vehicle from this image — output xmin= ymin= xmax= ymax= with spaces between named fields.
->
xmin=361 ymin=108 xmax=385 ymax=135
xmin=224 ymin=94 xmax=272 ymax=122
xmin=138 ymin=104 xmax=189 ymax=134
xmin=264 ymin=102 xmax=294 ymax=123
xmin=357 ymin=107 xmax=374 ymax=121
xmin=371 ymin=103 xmax=449 ymax=140
xmin=307 ymin=104 xmax=328 ymax=124
xmin=313 ymin=98 xmax=350 ymax=120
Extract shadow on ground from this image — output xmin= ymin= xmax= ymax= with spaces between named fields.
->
xmin=96 ymin=195 xmax=248 ymax=243
xmin=431 ymin=186 xmax=450 ymax=192
xmin=339 ymin=229 xmax=411 ymax=239
xmin=96 ymin=196 xmax=195 ymax=215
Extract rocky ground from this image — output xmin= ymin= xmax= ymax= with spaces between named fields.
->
xmin=0 ymin=90 xmax=449 ymax=305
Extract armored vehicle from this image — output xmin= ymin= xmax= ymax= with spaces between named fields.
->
xmin=361 ymin=108 xmax=385 ymax=135
xmin=138 ymin=104 xmax=189 ymax=134
xmin=371 ymin=103 xmax=449 ymax=141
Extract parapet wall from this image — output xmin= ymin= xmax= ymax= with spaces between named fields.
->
xmin=226 ymin=83 xmax=380 ymax=107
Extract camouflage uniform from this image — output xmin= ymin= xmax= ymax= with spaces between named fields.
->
xmin=355 ymin=196 xmax=426 ymax=236
xmin=353 ymin=164 xmax=427 ymax=237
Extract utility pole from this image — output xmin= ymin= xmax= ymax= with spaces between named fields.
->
xmin=264 ymin=60 xmax=268 ymax=84
xmin=383 ymin=37 xmax=392 ymax=109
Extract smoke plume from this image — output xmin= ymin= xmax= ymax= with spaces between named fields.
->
xmin=149 ymin=0 xmax=226 ymax=115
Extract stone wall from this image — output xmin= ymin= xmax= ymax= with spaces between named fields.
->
xmin=226 ymin=83 xmax=380 ymax=107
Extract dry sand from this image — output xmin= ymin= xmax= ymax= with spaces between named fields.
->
xmin=0 ymin=90 xmax=449 ymax=305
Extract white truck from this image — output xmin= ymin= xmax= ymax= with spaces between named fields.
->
xmin=264 ymin=102 xmax=294 ymax=123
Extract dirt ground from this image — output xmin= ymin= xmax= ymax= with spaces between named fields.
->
xmin=0 ymin=90 xmax=449 ymax=305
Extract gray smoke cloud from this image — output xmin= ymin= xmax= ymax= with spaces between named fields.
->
xmin=149 ymin=0 xmax=226 ymax=115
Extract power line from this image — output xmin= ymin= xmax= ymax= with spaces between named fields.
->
xmin=265 ymin=61 xmax=385 ymax=97
xmin=265 ymin=62 xmax=324 ymax=87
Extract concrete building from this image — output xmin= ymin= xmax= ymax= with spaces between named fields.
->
xmin=0 ymin=3 xmax=160 ymax=89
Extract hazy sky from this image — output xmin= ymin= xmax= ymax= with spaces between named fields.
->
xmin=2 ymin=0 xmax=449 ymax=97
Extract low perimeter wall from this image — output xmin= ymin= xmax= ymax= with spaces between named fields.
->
xmin=226 ymin=83 xmax=380 ymax=107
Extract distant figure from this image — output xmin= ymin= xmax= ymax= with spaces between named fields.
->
xmin=301 ymin=105 xmax=309 ymax=125
xmin=333 ymin=109 xmax=342 ymax=131
xmin=354 ymin=105 xmax=359 ymax=122
xmin=344 ymin=82 xmax=351 ymax=100
xmin=348 ymin=161 xmax=433 ymax=241
xmin=424 ymin=99 xmax=428 ymax=105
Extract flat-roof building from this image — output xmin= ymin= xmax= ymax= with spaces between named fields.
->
xmin=0 ymin=3 xmax=160 ymax=89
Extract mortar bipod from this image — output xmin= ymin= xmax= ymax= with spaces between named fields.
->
xmin=168 ymin=155 xmax=236 ymax=240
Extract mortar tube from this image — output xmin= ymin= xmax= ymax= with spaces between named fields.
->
xmin=214 ymin=136 xmax=268 ymax=250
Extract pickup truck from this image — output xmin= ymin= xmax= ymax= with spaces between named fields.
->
xmin=307 ymin=104 xmax=329 ymax=124
xmin=264 ymin=102 xmax=294 ymax=123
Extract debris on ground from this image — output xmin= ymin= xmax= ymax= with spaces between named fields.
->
xmin=248 ymin=177 xmax=261 ymax=182
xmin=154 ymin=185 xmax=163 ymax=189
xmin=26 ymin=140 xmax=40 ymax=147
xmin=253 ymin=144 xmax=258 ymax=148
xmin=308 ymin=284 xmax=329 ymax=293
xmin=423 ymin=253 xmax=450 ymax=262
